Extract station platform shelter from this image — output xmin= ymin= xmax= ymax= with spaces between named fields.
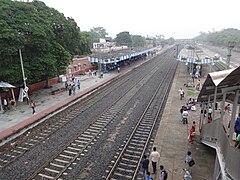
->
xmin=197 ymin=66 xmax=240 ymax=179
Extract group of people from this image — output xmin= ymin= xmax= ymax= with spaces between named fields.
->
xmin=1 ymin=98 xmax=16 ymax=111
xmin=141 ymin=147 xmax=194 ymax=180
xmin=179 ymin=98 xmax=197 ymax=125
xmin=65 ymin=78 xmax=81 ymax=96
xmin=141 ymin=147 xmax=167 ymax=180
xmin=178 ymin=90 xmax=198 ymax=143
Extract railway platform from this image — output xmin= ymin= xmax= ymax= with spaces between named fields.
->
xmin=0 ymin=72 xmax=117 ymax=141
xmin=150 ymin=62 xmax=216 ymax=180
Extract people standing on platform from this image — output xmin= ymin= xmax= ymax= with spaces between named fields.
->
xmin=185 ymin=151 xmax=193 ymax=171
xmin=72 ymin=84 xmax=76 ymax=95
xmin=234 ymin=113 xmax=240 ymax=137
xmin=71 ymin=74 xmax=75 ymax=82
xmin=141 ymin=155 xmax=149 ymax=178
xmin=77 ymin=80 xmax=80 ymax=90
xmin=65 ymin=81 xmax=68 ymax=91
xmin=30 ymin=100 xmax=36 ymax=114
xmin=182 ymin=109 xmax=189 ymax=124
xmin=68 ymin=84 xmax=72 ymax=96
xmin=180 ymin=106 xmax=184 ymax=121
xmin=178 ymin=88 xmax=184 ymax=100
xmin=3 ymin=98 xmax=9 ymax=111
xmin=149 ymin=147 xmax=160 ymax=174
xmin=208 ymin=107 xmax=213 ymax=119
xmin=189 ymin=126 xmax=196 ymax=143
xmin=192 ymin=121 xmax=196 ymax=129
xmin=224 ymin=104 xmax=231 ymax=113
xmin=145 ymin=172 xmax=153 ymax=180
xmin=117 ymin=66 xmax=120 ymax=73
xmin=159 ymin=165 xmax=168 ymax=180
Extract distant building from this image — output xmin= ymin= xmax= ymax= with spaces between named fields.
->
xmin=93 ymin=38 xmax=114 ymax=50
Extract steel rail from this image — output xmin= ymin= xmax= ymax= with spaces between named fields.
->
xmin=105 ymin=60 xmax=177 ymax=179
xmin=26 ymin=53 xmax=167 ymax=180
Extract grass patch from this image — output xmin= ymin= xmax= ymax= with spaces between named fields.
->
xmin=187 ymin=87 xmax=200 ymax=98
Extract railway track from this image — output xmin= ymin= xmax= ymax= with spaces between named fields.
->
xmin=105 ymin=58 xmax=177 ymax=180
xmin=25 ymin=50 xmax=175 ymax=179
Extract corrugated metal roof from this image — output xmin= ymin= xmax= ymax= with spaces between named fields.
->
xmin=0 ymin=81 xmax=15 ymax=88
xmin=197 ymin=67 xmax=240 ymax=104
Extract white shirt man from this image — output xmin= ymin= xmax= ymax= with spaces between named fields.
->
xmin=149 ymin=147 xmax=160 ymax=174
xmin=182 ymin=110 xmax=189 ymax=124
xmin=178 ymin=88 xmax=184 ymax=100
xmin=182 ymin=110 xmax=189 ymax=119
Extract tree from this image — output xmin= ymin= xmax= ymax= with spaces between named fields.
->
xmin=0 ymin=0 xmax=90 ymax=87
xmin=132 ymin=35 xmax=146 ymax=47
xmin=115 ymin=31 xmax=132 ymax=46
xmin=88 ymin=27 xmax=108 ymax=48
xmin=194 ymin=28 xmax=240 ymax=47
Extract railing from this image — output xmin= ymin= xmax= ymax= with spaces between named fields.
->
xmin=201 ymin=118 xmax=219 ymax=142
xmin=201 ymin=118 xmax=240 ymax=179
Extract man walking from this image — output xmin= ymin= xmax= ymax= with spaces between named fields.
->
xmin=72 ymin=84 xmax=76 ymax=95
xmin=159 ymin=165 xmax=168 ymax=180
xmin=178 ymin=88 xmax=184 ymax=100
xmin=182 ymin=108 xmax=189 ymax=124
xmin=149 ymin=147 xmax=160 ymax=174
xmin=185 ymin=151 xmax=194 ymax=172
xmin=141 ymin=155 xmax=149 ymax=178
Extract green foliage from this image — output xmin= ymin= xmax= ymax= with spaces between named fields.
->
xmin=88 ymin=27 xmax=108 ymax=48
xmin=195 ymin=28 xmax=240 ymax=47
xmin=132 ymin=35 xmax=146 ymax=47
xmin=115 ymin=31 xmax=132 ymax=46
xmin=0 ymin=0 xmax=90 ymax=86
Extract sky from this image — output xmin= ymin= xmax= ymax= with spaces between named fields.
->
xmin=40 ymin=0 xmax=240 ymax=39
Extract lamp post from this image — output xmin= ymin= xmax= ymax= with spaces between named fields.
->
xmin=226 ymin=41 xmax=236 ymax=69
xmin=97 ymin=46 xmax=102 ymax=76
xmin=18 ymin=48 xmax=29 ymax=102
xmin=19 ymin=49 xmax=27 ymax=88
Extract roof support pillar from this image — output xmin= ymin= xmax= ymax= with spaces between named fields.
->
xmin=213 ymin=86 xmax=218 ymax=120
xmin=229 ymin=90 xmax=239 ymax=141
xmin=207 ymin=95 xmax=211 ymax=122
xmin=220 ymin=92 xmax=226 ymax=122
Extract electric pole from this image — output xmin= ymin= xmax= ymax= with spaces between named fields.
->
xmin=226 ymin=41 xmax=236 ymax=69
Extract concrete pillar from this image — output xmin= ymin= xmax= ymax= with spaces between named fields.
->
xmin=213 ymin=87 xmax=217 ymax=120
xmin=220 ymin=93 xmax=226 ymax=121
xmin=229 ymin=90 xmax=239 ymax=141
